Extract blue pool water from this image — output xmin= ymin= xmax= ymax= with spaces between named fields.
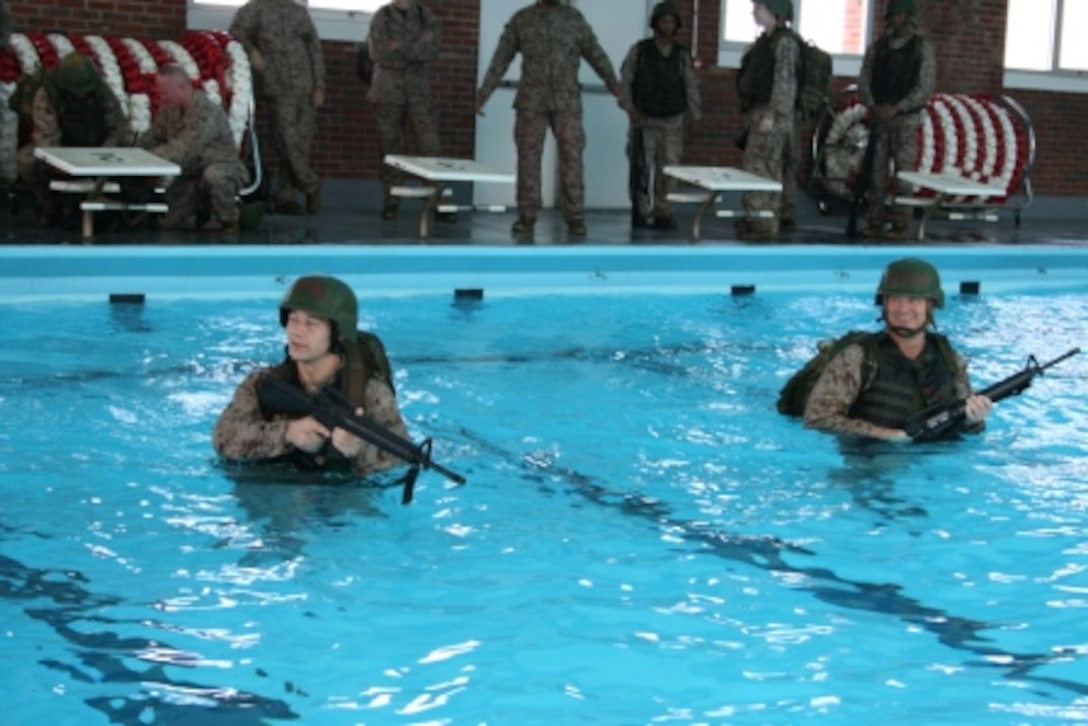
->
xmin=2 ymin=270 xmax=1088 ymax=724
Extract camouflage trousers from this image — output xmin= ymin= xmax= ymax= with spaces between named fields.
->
xmin=375 ymin=98 xmax=441 ymax=197
xmin=161 ymin=161 xmax=249 ymax=228
xmin=741 ymin=117 xmax=798 ymax=236
xmin=628 ymin=113 xmax=685 ymax=220
xmin=266 ymin=95 xmax=319 ymax=204
xmin=514 ymin=108 xmax=586 ymax=223
xmin=867 ymin=113 xmax=921 ymax=230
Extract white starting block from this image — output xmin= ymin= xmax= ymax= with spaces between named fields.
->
xmin=663 ymin=165 xmax=783 ymax=240
xmin=896 ymin=170 xmax=1007 ymax=241
xmin=384 ymin=154 xmax=515 ymax=239
xmin=35 ymin=147 xmax=180 ymax=239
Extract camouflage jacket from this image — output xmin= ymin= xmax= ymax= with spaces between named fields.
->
xmin=213 ymin=367 xmax=410 ymax=476
xmin=30 ymin=82 xmax=129 ymax=149
xmin=742 ymin=27 xmax=799 ymax=129
xmin=857 ymin=23 xmax=937 ymax=117
xmin=478 ymin=2 xmax=618 ymax=114
xmin=230 ymin=0 xmax=326 ymax=97
xmin=137 ymin=91 xmax=246 ymax=181
xmin=367 ymin=1 xmax=440 ymax=104
xmin=803 ymin=336 xmax=974 ymax=438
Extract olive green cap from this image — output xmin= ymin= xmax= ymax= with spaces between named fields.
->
xmin=876 ymin=257 xmax=944 ymax=308
xmin=279 ymin=275 xmax=359 ymax=342
xmin=56 ymin=52 xmax=101 ymax=95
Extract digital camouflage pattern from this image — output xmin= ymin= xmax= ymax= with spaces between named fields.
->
xmin=367 ymin=2 xmax=443 ymax=199
xmin=213 ymin=370 xmax=409 ymax=476
xmin=741 ymin=27 xmax=800 ymax=236
xmin=138 ymin=91 xmax=248 ymax=228
xmin=230 ymin=0 xmax=326 ymax=203
xmin=477 ymin=2 xmax=618 ymax=224
xmin=802 ymin=338 xmax=974 ymax=438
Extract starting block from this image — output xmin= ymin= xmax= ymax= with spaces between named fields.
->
xmin=663 ymin=166 xmax=783 ymax=240
xmin=384 ymin=155 xmax=515 ymax=239
xmin=896 ymin=170 xmax=1007 ymax=241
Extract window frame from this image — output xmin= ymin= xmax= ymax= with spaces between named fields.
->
xmin=1003 ymin=0 xmax=1088 ymax=94
xmin=187 ymin=1 xmax=381 ymax=44
xmin=715 ymin=0 xmax=869 ymax=79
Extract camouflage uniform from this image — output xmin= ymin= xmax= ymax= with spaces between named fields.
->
xmin=857 ymin=20 xmax=937 ymax=233
xmin=16 ymin=58 xmax=129 ymax=221
xmin=138 ymin=91 xmax=249 ymax=229
xmin=367 ymin=1 xmax=443 ymax=205
xmin=803 ymin=336 xmax=973 ymax=438
xmin=230 ymin=0 xmax=326 ymax=208
xmin=738 ymin=28 xmax=799 ymax=237
xmin=477 ymin=1 xmax=619 ymax=225
xmin=619 ymin=37 xmax=701 ymax=223
xmin=213 ymin=368 xmax=409 ymax=476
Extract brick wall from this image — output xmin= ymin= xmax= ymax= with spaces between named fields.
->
xmin=5 ymin=0 xmax=1085 ymax=197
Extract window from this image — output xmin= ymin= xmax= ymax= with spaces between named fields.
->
xmin=1004 ymin=0 xmax=1088 ymax=93
xmin=719 ymin=0 xmax=873 ymax=77
xmin=188 ymin=1 xmax=386 ymax=44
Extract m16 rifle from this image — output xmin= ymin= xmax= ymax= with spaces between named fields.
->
xmin=905 ymin=348 xmax=1081 ymax=442
xmin=257 ymin=374 xmax=466 ymax=504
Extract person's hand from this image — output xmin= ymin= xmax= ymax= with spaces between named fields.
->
xmin=608 ymin=79 xmax=623 ymax=99
xmin=329 ymin=407 xmax=366 ymax=457
xmin=964 ymin=394 xmax=993 ymax=425
xmin=249 ymin=49 xmax=265 ymax=72
xmin=627 ymin=109 xmax=644 ymax=128
xmin=757 ymin=113 xmax=774 ymax=133
xmin=872 ymin=103 xmax=898 ymax=125
xmin=312 ymin=87 xmax=326 ymax=109
xmin=475 ymin=93 xmax=488 ymax=116
xmin=285 ymin=416 xmax=330 ymax=453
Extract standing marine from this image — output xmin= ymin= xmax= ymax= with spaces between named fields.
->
xmin=856 ymin=0 xmax=937 ymax=240
xmin=619 ymin=1 xmax=702 ymax=231
xmin=476 ymin=0 xmax=622 ymax=239
xmin=735 ymin=0 xmax=800 ymax=241
xmin=230 ymin=0 xmax=327 ymax=216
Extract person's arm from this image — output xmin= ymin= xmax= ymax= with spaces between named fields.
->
xmin=350 ymin=378 xmax=412 ymax=475
xmin=617 ymin=43 xmax=640 ymax=117
xmin=682 ymin=49 xmax=702 ymax=122
xmin=405 ymin=5 xmax=441 ymax=64
xmin=30 ymin=87 xmax=62 ymax=147
xmin=803 ymin=344 xmax=907 ymax=440
xmin=579 ymin=18 xmax=621 ymax=96
xmin=895 ymin=35 xmax=936 ymax=115
xmin=476 ymin=19 xmax=519 ymax=108
xmin=766 ymin=32 xmax=798 ymax=125
xmin=100 ymin=88 xmax=131 ymax=147
xmin=227 ymin=2 xmax=259 ymax=53
xmin=856 ymin=42 xmax=878 ymax=108
xmin=213 ymin=370 xmax=293 ymax=460
xmin=950 ymin=349 xmax=989 ymax=434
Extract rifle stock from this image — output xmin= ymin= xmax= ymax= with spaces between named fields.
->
xmin=256 ymin=374 xmax=466 ymax=501
xmin=904 ymin=348 xmax=1081 ymax=441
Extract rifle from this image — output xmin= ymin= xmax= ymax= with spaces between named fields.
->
xmin=904 ymin=348 xmax=1081 ymax=442
xmin=845 ymin=120 xmax=881 ymax=238
xmin=256 ymin=374 xmax=466 ymax=504
xmin=629 ymin=124 xmax=648 ymax=227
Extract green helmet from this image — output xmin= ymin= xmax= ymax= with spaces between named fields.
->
xmin=758 ymin=0 xmax=794 ymax=21
xmin=279 ymin=275 xmax=358 ymax=342
xmin=885 ymin=0 xmax=917 ymax=16
xmin=876 ymin=258 xmax=944 ymax=308
xmin=56 ymin=52 xmax=101 ymax=95
xmin=650 ymin=2 xmax=681 ymax=32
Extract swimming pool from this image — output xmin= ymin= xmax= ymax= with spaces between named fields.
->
xmin=2 ymin=246 xmax=1088 ymax=724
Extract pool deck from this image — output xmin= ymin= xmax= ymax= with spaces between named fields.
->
xmin=3 ymin=194 xmax=1087 ymax=300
